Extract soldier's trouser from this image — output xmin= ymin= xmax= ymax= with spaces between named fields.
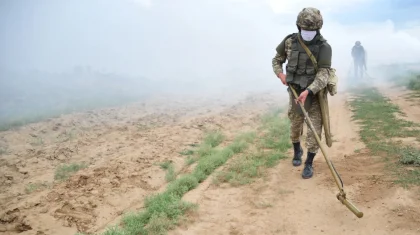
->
xmin=288 ymin=89 xmax=322 ymax=154
xmin=354 ymin=61 xmax=364 ymax=79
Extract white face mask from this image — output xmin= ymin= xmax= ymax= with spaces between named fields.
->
xmin=301 ymin=29 xmax=317 ymax=41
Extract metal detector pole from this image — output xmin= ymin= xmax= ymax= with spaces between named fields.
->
xmin=289 ymin=86 xmax=364 ymax=218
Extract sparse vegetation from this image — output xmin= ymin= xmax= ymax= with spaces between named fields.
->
xmin=234 ymin=131 xmax=256 ymax=143
xmin=180 ymin=149 xmax=196 ymax=165
xmin=402 ymin=74 xmax=420 ymax=91
xmin=159 ymin=161 xmax=176 ymax=183
xmin=350 ymin=87 xmax=420 ymax=186
xmin=390 ymin=71 xmax=420 ymax=92
xmin=179 ymin=149 xmax=194 ymax=156
xmin=214 ymin=109 xmax=290 ymax=186
xmin=400 ymin=149 xmax=420 ymax=166
xmin=196 ymin=143 xmax=217 ymax=158
xmin=159 ymin=161 xmax=172 ymax=170
xmin=185 ymin=156 xmax=196 ymax=166
xmin=182 ymin=135 xmax=224 ymax=167
xmin=25 ymin=181 xmax=50 ymax=194
xmin=102 ymin=131 xmax=233 ymax=235
xmin=180 ymin=133 xmax=226 ymax=166
xmin=54 ymin=162 xmax=88 ymax=181
xmin=407 ymin=77 xmax=420 ymax=90
xmin=227 ymin=132 xmax=256 ymax=154
xmin=202 ymin=131 xmax=225 ymax=147
xmin=227 ymin=140 xmax=249 ymax=154
xmin=191 ymin=148 xmax=234 ymax=183
xmin=89 ymin=109 xmax=290 ymax=235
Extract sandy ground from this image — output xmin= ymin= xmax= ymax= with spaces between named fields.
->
xmin=376 ymin=84 xmax=420 ymax=123
xmin=170 ymin=91 xmax=420 ymax=235
xmin=1 ymin=87 xmax=420 ymax=235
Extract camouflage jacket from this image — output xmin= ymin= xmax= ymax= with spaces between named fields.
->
xmin=272 ymin=33 xmax=332 ymax=95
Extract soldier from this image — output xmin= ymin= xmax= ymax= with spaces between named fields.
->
xmin=272 ymin=7 xmax=332 ymax=179
xmin=351 ymin=41 xmax=366 ymax=79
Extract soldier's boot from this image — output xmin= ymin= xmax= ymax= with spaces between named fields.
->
xmin=292 ymin=142 xmax=303 ymax=167
xmin=302 ymin=152 xmax=316 ymax=179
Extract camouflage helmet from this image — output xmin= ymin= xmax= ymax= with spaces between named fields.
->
xmin=296 ymin=7 xmax=323 ymax=30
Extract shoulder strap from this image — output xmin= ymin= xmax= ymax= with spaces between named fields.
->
xmin=297 ymin=35 xmax=318 ymax=72
xmin=298 ymin=36 xmax=333 ymax=147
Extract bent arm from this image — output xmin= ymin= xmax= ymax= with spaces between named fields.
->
xmin=272 ymin=53 xmax=286 ymax=75
xmin=272 ymin=36 xmax=290 ymax=76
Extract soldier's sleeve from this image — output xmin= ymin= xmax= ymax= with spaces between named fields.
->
xmin=272 ymin=36 xmax=289 ymax=76
xmin=308 ymin=43 xmax=332 ymax=94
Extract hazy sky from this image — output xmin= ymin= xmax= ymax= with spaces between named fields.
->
xmin=1 ymin=0 xmax=420 ymax=86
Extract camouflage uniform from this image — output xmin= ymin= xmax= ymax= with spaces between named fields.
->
xmin=351 ymin=41 xmax=366 ymax=79
xmin=272 ymin=7 xmax=332 ymax=179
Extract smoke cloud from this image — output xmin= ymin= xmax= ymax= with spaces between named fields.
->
xmin=1 ymin=0 xmax=419 ymax=127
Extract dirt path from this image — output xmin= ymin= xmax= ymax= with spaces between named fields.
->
xmin=376 ymin=84 xmax=420 ymax=148
xmin=170 ymin=92 xmax=420 ymax=235
xmin=376 ymin=84 xmax=420 ymax=123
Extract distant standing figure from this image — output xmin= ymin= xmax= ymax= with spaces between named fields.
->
xmin=351 ymin=41 xmax=366 ymax=78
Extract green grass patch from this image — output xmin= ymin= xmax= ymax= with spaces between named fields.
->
xmin=349 ymin=88 xmax=420 ymax=186
xmin=102 ymin=131 xmax=236 ymax=235
xmin=159 ymin=161 xmax=176 ymax=183
xmin=159 ymin=161 xmax=171 ymax=170
xmin=182 ymin=131 xmax=226 ymax=166
xmin=184 ymin=156 xmax=196 ymax=166
xmin=196 ymin=144 xmax=216 ymax=158
xmin=408 ymin=78 xmax=420 ymax=90
xmin=226 ymin=132 xmax=256 ymax=154
xmin=214 ymin=109 xmax=291 ymax=186
xmin=108 ymin=193 xmax=197 ymax=235
xmin=165 ymin=167 xmax=176 ymax=183
xmin=202 ymin=131 xmax=225 ymax=147
xmin=228 ymin=140 xmax=249 ymax=154
xmin=393 ymin=73 xmax=420 ymax=91
xmin=179 ymin=149 xmax=194 ymax=156
xmin=234 ymin=132 xmax=256 ymax=143
xmin=192 ymin=148 xmax=235 ymax=183
xmin=400 ymin=148 xmax=420 ymax=166
xmin=213 ymin=151 xmax=285 ymax=186
xmin=98 ymin=114 xmax=291 ymax=234
xmin=25 ymin=181 xmax=50 ymax=194
xmin=387 ymin=69 xmax=420 ymax=89
xmin=54 ymin=162 xmax=88 ymax=181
